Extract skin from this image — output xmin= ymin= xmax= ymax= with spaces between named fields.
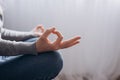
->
xmin=32 ymin=25 xmax=81 ymax=53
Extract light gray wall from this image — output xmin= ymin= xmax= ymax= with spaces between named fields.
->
xmin=3 ymin=0 xmax=120 ymax=79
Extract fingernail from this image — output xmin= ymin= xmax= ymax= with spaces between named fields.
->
xmin=78 ymin=36 xmax=81 ymax=39
xmin=52 ymin=27 xmax=56 ymax=30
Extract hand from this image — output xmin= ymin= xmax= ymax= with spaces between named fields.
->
xmin=35 ymin=27 xmax=81 ymax=53
xmin=31 ymin=25 xmax=45 ymax=37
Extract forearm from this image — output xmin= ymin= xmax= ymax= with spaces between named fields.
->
xmin=1 ymin=28 xmax=37 ymax=41
xmin=0 ymin=39 xmax=37 ymax=56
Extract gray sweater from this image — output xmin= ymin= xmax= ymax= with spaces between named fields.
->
xmin=0 ymin=7 xmax=37 ymax=56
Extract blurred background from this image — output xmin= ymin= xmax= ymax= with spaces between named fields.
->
xmin=2 ymin=0 xmax=120 ymax=80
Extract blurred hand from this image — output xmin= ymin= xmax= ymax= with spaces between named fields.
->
xmin=35 ymin=27 xmax=81 ymax=53
xmin=31 ymin=25 xmax=45 ymax=37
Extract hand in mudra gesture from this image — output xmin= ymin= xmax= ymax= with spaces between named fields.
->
xmin=35 ymin=27 xmax=81 ymax=53
xmin=31 ymin=25 xmax=45 ymax=37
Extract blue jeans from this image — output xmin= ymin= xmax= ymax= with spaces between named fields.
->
xmin=0 ymin=38 xmax=63 ymax=80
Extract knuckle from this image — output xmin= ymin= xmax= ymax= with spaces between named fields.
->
xmin=59 ymin=36 xmax=63 ymax=40
xmin=61 ymin=36 xmax=63 ymax=39
xmin=46 ymin=29 xmax=50 ymax=32
xmin=52 ymin=45 xmax=59 ymax=50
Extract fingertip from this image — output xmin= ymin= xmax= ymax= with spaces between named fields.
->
xmin=52 ymin=30 xmax=58 ymax=33
xmin=76 ymin=36 xmax=81 ymax=39
xmin=52 ymin=27 xmax=56 ymax=30
xmin=75 ymin=42 xmax=80 ymax=45
xmin=75 ymin=40 xmax=80 ymax=45
xmin=37 ymin=24 xmax=43 ymax=27
xmin=77 ymin=41 xmax=80 ymax=43
xmin=49 ymin=27 xmax=56 ymax=31
xmin=77 ymin=36 xmax=81 ymax=38
xmin=51 ymin=27 xmax=56 ymax=29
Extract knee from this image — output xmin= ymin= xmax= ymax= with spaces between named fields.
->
xmin=51 ymin=51 xmax=63 ymax=70
xmin=45 ymin=51 xmax=63 ymax=74
xmin=20 ymin=51 xmax=63 ymax=80
xmin=37 ymin=51 xmax=63 ymax=79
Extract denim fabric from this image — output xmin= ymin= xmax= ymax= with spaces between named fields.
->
xmin=0 ymin=38 xmax=63 ymax=80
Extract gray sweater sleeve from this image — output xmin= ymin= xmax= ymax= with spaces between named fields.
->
xmin=1 ymin=28 xmax=37 ymax=41
xmin=0 ymin=39 xmax=37 ymax=56
xmin=0 ymin=6 xmax=38 ymax=56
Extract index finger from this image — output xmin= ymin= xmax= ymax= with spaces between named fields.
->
xmin=53 ymin=30 xmax=63 ymax=44
xmin=42 ymin=27 xmax=55 ymax=38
